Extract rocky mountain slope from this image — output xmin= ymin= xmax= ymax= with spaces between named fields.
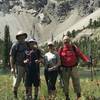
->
xmin=0 ymin=0 xmax=100 ymax=43
xmin=55 ymin=8 xmax=100 ymax=41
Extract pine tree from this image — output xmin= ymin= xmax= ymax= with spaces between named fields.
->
xmin=71 ymin=30 xmax=76 ymax=37
xmin=67 ymin=31 xmax=71 ymax=37
xmin=93 ymin=20 xmax=97 ymax=28
xmin=3 ymin=25 xmax=12 ymax=68
xmin=89 ymin=18 xmax=93 ymax=28
xmin=0 ymin=39 xmax=4 ymax=61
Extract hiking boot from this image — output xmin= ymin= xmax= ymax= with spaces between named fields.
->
xmin=33 ymin=96 xmax=38 ymax=100
xmin=76 ymin=97 xmax=81 ymax=100
xmin=28 ymin=95 xmax=32 ymax=100
xmin=25 ymin=95 xmax=32 ymax=100
xmin=76 ymin=93 xmax=81 ymax=100
xmin=24 ymin=95 xmax=28 ymax=100
xmin=13 ymin=91 xmax=17 ymax=99
xmin=65 ymin=94 xmax=70 ymax=100
xmin=66 ymin=97 xmax=70 ymax=100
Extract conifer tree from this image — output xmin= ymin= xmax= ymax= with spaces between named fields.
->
xmin=89 ymin=18 xmax=93 ymax=28
xmin=71 ymin=30 xmax=76 ymax=37
xmin=3 ymin=25 xmax=12 ymax=68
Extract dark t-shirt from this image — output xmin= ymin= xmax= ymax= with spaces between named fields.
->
xmin=10 ymin=42 xmax=28 ymax=66
xmin=25 ymin=49 xmax=42 ymax=75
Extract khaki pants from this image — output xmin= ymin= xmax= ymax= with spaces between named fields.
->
xmin=13 ymin=65 xmax=25 ymax=90
xmin=61 ymin=67 xmax=81 ymax=96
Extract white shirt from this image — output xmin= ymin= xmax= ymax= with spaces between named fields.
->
xmin=44 ymin=51 xmax=60 ymax=68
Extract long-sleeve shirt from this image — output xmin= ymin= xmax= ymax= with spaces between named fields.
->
xmin=58 ymin=44 xmax=89 ymax=67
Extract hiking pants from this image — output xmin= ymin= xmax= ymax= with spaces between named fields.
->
xmin=13 ymin=65 xmax=25 ymax=90
xmin=61 ymin=66 xmax=81 ymax=96
xmin=44 ymin=69 xmax=58 ymax=91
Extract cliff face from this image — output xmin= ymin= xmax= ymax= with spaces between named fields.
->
xmin=0 ymin=0 xmax=100 ymax=43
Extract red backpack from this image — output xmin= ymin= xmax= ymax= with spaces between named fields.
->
xmin=59 ymin=45 xmax=79 ymax=67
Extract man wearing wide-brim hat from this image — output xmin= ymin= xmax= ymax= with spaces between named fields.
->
xmin=16 ymin=31 xmax=27 ymax=40
xmin=10 ymin=31 xmax=28 ymax=99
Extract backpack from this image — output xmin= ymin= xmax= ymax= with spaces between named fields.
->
xmin=59 ymin=45 xmax=79 ymax=67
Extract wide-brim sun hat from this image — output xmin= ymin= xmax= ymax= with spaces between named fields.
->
xmin=16 ymin=31 xmax=27 ymax=40
xmin=47 ymin=41 xmax=54 ymax=46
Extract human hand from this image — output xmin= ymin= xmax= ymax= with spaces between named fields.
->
xmin=35 ymin=59 xmax=40 ymax=63
xmin=48 ymin=66 xmax=57 ymax=71
xmin=11 ymin=68 xmax=15 ymax=74
xmin=24 ymin=59 xmax=29 ymax=63
xmin=48 ymin=67 xmax=54 ymax=71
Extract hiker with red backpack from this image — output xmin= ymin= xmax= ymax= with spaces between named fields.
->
xmin=58 ymin=35 xmax=90 ymax=100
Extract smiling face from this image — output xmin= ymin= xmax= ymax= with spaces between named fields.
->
xmin=63 ymin=38 xmax=70 ymax=44
xmin=17 ymin=35 xmax=27 ymax=42
xmin=29 ymin=42 xmax=38 ymax=49
xmin=63 ymin=36 xmax=71 ymax=44
xmin=16 ymin=32 xmax=27 ymax=41
xmin=48 ymin=44 xmax=55 ymax=51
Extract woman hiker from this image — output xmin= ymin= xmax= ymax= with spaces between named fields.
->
xmin=44 ymin=41 xmax=61 ymax=99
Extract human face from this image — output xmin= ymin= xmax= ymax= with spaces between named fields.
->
xmin=48 ymin=44 xmax=54 ymax=51
xmin=29 ymin=42 xmax=38 ymax=49
xmin=17 ymin=35 xmax=26 ymax=42
xmin=63 ymin=38 xmax=71 ymax=44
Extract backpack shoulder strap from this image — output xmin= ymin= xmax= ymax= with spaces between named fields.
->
xmin=12 ymin=42 xmax=20 ymax=64
xmin=59 ymin=46 xmax=63 ymax=54
xmin=14 ymin=43 xmax=20 ymax=59
xmin=72 ymin=44 xmax=79 ymax=59
xmin=72 ymin=45 xmax=77 ymax=52
xmin=58 ymin=46 xmax=63 ymax=55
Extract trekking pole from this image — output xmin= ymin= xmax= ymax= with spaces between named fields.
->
xmin=89 ymin=55 xmax=94 ymax=81
xmin=87 ymin=36 xmax=94 ymax=81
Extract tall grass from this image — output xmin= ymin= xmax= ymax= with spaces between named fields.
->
xmin=0 ymin=69 xmax=100 ymax=100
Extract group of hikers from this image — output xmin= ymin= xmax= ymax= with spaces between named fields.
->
xmin=10 ymin=31 xmax=90 ymax=100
